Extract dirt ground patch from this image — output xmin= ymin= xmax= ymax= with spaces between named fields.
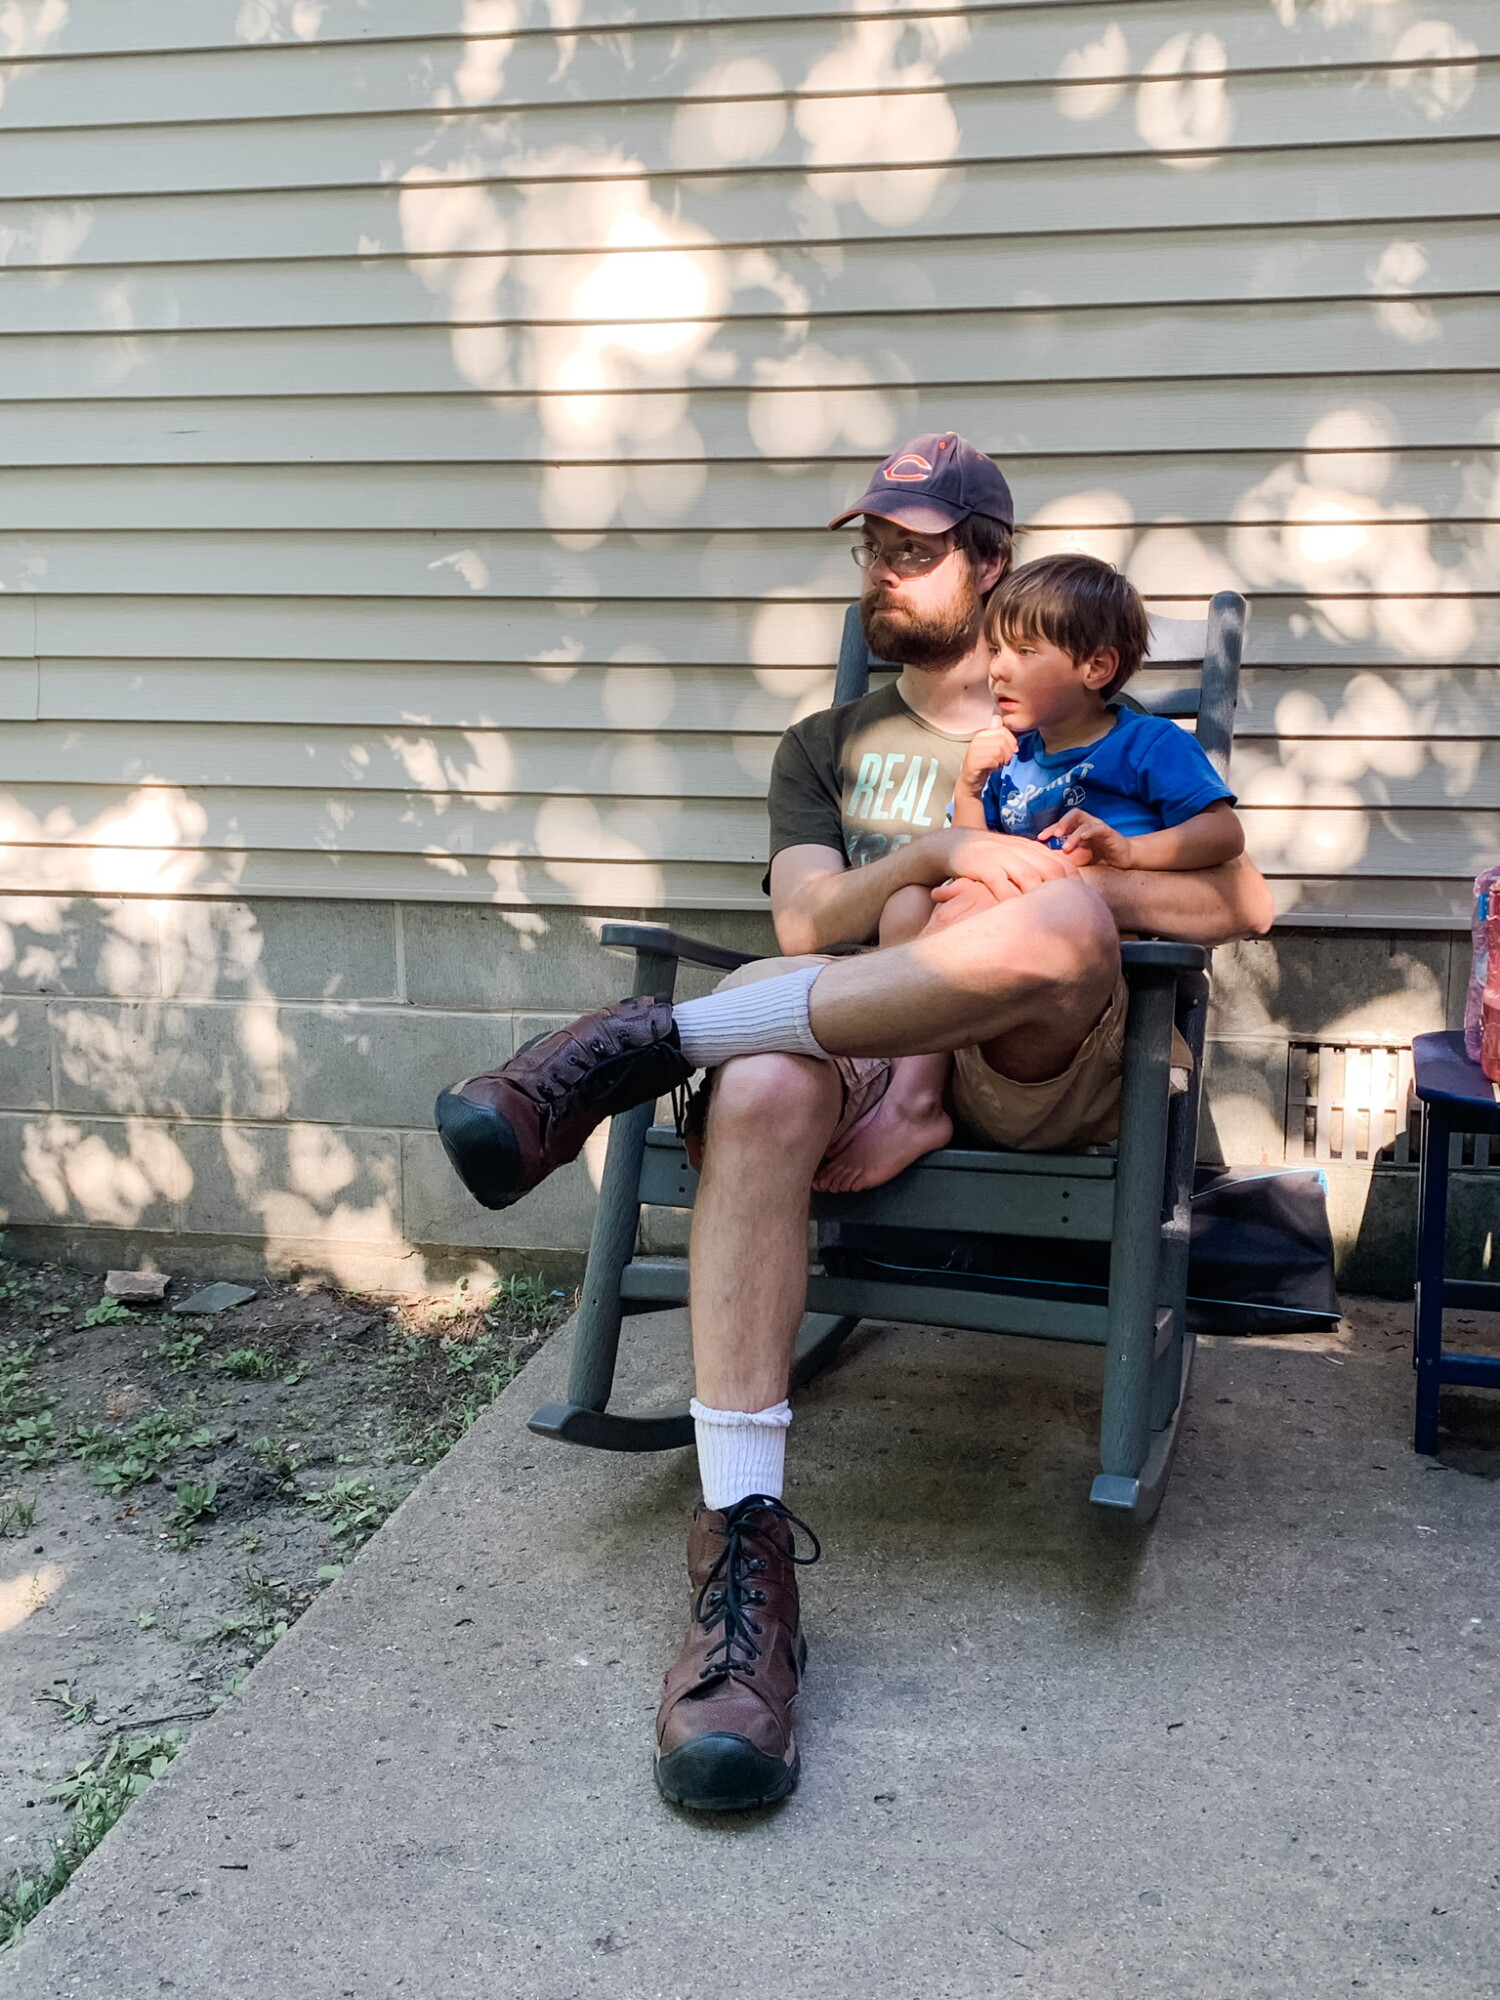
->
xmin=0 ymin=1252 xmax=572 ymax=1941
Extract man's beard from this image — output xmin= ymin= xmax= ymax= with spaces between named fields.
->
xmin=860 ymin=566 xmax=983 ymax=669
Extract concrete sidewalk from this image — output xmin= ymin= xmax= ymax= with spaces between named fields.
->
xmin=3 ymin=1300 xmax=1497 ymax=2000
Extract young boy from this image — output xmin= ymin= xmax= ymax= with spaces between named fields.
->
xmin=814 ymin=552 xmax=1244 ymax=1192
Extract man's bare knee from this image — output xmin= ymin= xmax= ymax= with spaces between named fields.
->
xmin=1025 ymin=880 xmax=1119 ymax=1020
xmin=706 ymin=1051 xmax=841 ymax=1152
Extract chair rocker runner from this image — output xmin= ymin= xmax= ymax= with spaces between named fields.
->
xmin=529 ymin=590 xmax=1247 ymax=1521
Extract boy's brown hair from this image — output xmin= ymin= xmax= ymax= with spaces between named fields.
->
xmin=985 ymin=553 xmax=1149 ymax=697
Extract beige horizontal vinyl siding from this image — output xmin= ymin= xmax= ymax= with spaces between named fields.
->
xmin=1 ymin=0 xmax=1496 ymax=924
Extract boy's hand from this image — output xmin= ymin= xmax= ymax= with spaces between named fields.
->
xmin=1050 ymin=810 xmax=1135 ymax=869
xmin=956 ymin=717 xmax=1019 ymax=796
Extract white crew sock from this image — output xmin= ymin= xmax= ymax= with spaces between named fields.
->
xmin=672 ymin=964 xmax=827 ymax=1070
xmin=690 ymin=1398 xmax=792 ymax=1511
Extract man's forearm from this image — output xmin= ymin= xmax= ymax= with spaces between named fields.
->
xmin=772 ymin=836 xmax=954 ymax=954
xmin=1079 ymin=851 xmax=1274 ymax=946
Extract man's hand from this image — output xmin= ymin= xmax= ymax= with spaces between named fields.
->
xmin=934 ymin=826 xmax=1078 ymax=902
xmin=1050 ymin=809 xmax=1133 ymax=870
xmin=927 ymin=875 xmax=1007 ymax=928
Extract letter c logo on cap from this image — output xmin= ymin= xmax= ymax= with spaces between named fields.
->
xmin=883 ymin=454 xmax=932 ymax=483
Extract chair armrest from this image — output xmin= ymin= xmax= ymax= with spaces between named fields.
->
xmin=1120 ymin=941 xmax=1208 ymax=975
xmin=599 ymin=922 xmax=759 ymax=974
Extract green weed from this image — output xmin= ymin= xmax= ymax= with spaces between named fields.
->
xmin=381 ymin=1274 xmax=569 ymax=1470
xmin=152 ymin=1327 xmax=206 ymax=1374
xmin=0 ymin=1492 xmax=37 ymax=1538
xmin=0 ymin=1252 xmax=36 ymax=1306
xmin=166 ymin=1480 xmax=218 ymax=1548
xmin=215 ymin=1347 xmax=277 ymax=1381
xmin=70 ymin=1408 xmax=214 ymax=1496
xmin=246 ymin=1436 xmax=297 ymax=1493
xmin=0 ymin=1733 xmax=182 ymax=1949
xmin=0 ymin=1344 xmax=58 ymax=1472
xmin=37 ymin=1685 xmax=98 ymax=1728
xmin=80 ymin=1299 xmax=136 ymax=1329
xmin=304 ymin=1477 xmax=402 ymax=1546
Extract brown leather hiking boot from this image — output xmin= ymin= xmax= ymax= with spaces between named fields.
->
xmin=434 ymin=994 xmax=691 ymax=1211
xmin=654 ymin=1496 xmax=820 ymax=1812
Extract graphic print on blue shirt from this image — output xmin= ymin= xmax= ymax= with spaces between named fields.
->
xmin=980 ymin=704 xmax=1234 ymax=842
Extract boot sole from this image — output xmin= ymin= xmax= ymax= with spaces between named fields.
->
xmin=653 ymin=1732 xmax=800 ymax=1813
xmin=434 ymin=1088 xmax=526 ymax=1211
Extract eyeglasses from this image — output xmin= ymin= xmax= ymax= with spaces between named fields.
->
xmin=851 ymin=539 xmax=952 ymax=578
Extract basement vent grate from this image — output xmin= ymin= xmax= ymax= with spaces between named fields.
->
xmin=1286 ymin=1042 xmax=1497 ymax=1169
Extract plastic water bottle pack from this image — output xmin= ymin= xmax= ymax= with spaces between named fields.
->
xmin=1464 ymin=864 xmax=1500 ymax=1083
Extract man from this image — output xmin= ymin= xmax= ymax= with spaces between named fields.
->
xmin=437 ymin=433 xmax=1273 ymax=1814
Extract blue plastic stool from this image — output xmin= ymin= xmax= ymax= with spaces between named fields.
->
xmin=1411 ymin=1030 xmax=1500 ymax=1453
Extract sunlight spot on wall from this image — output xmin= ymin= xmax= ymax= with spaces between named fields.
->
xmin=730 ymin=734 xmax=778 ymax=786
xmin=1136 ymin=34 xmax=1233 ymax=168
xmin=1055 ymin=23 xmax=1130 ymax=121
xmin=1377 ymin=298 xmax=1442 ymax=344
xmin=20 ymin=1115 xmax=192 ymax=1228
xmin=581 ymin=1121 xmax=610 ymax=1193
xmin=0 ymin=202 xmax=89 ymax=267
xmin=0 ymin=1563 xmax=63 ymax=1634
xmin=499 ymin=910 xmax=547 ymax=950
xmin=428 ymin=549 xmax=492 ymax=591
xmin=630 ymin=455 xmax=709 ymax=521
xmin=733 ymin=247 xmax=813 ymax=320
xmin=1302 ymin=405 xmax=1398 ymax=496
xmin=530 ymin=641 xmax=584 ymax=685
xmin=1019 ymin=490 xmax=1135 ymax=567
xmin=748 ymin=348 xmax=896 ymax=457
xmin=1295 ymin=504 xmax=1370 ymax=567
xmin=1376 ymin=586 xmax=1475 ymax=661
xmin=286 ymin=1121 xmax=359 ymax=1202
xmin=1212 ymin=1091 xmax=1282 ymax=1166
xmin=603 ymin=661 xmax=675 ymax=729
xmin=1388 ymin=21 xmax=1478 ymax=120
xmin=0 ymin=1 xmax=69 ymax=59
xmin=1367 ymin=236 xmax=1441 ymax=343
xmin=450 ymin=0 xmax=518 ymax=105
xmin=575 ymin=214 xmax=718 ymax=351
xmin=237 ymin=0 xmax=324 ymax=43
xmin=750 ymin=597 xmax=846 ymax=671
xmin=797 ymin=18 xmax=963 ymax=225
xmin=1369 ymin=238 xmax=1428 ymax=292
xmin=259 ymin=1186 xmax=404 ymax=1254
xmin=386 ymin=731 xmax=516 ymax=797
xmin=536 ymin=792 xmax=660 ymax=904
xmin=1241 ymin=767 xmax=1371 ymax=871
xmin=673 ymin=58 xmax=786 ymax=167
xmin=609 ymin=739 xmax=679 ymax=799
xmin=541 ymin=463 xmax=626 ymax=536
xmin=1128 ymin=521 xmax=1242 ymax=601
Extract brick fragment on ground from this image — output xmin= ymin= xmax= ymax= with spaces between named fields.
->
xmin=103 ymin=1269 xmax=169 ymax=1304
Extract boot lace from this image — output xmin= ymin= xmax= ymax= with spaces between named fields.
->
xmin=693 ymin=1497 xmax=820 ymax=1681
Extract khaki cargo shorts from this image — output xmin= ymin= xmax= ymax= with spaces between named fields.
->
xmin=717 ymin=959 xmax=1188 ymax=1160
xmin=712 ymin=952 xmax=892 ymax=1154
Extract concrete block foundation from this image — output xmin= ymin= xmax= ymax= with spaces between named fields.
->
xmin=0 ymin=895 xmax=1482 ymax=1296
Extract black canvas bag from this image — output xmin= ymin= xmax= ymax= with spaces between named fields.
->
xmin=818 ymin=1165 xmax=1339 ymax=1337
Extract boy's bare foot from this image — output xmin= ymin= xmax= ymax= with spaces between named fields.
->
xmin=812 ymin=1090 xmax=953 ymax=1194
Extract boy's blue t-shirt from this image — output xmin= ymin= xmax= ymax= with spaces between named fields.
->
xmin=980 ymin=704 xmax=1233 ymax=842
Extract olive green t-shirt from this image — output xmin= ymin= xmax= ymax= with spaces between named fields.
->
xmin=765 ymin=680 xmax=974 ymax=873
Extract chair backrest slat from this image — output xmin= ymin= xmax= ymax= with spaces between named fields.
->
xmin=831 ymin=590 xmax=1246 ymax=780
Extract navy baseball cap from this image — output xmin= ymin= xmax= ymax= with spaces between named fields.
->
xmin=829 ymin=431 xmax=1013 ymax=534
